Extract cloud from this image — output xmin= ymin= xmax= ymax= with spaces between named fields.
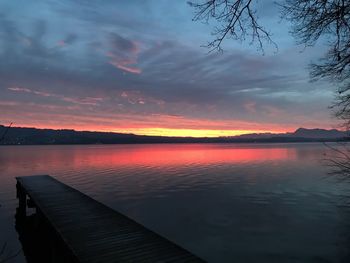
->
xmin=244 ymin=102 xmax=257 ymax=113
xmin=107 ymin=33 xmax=141 ymax=74
xmin=108 ymin=53 xmax=141 ymax=74
xmin=0 ymin=0 xmax=338 ymax=133
xmin=8 ymin=86 xmax=103 ymax=106
xmin=57 ymin=33 xmax=78 ymax=47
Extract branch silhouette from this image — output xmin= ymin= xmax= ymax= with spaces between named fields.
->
xmin=188 ymin=0 xmax=276 ymax=52
xmin=0 ymin=123 xmax=12 ymax=144
xmin=190 ymin=0 xmax=350 ymax=125
xmin=0 ymin=242 xmax=21 ymax=263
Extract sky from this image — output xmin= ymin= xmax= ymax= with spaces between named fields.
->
xmin=0 ymin=0 xmax=340 ymax=137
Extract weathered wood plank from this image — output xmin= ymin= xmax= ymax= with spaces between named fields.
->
xmin=16 ymin=175 xmax=204 ymax=263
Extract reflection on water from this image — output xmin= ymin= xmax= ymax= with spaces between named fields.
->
xmin=1 ymin=143 xmax=296 ymax=169
xmin=15 ymin=208 xmax=77 ymax=263
xmin=0 ymin=143 xmax=350 ymax=262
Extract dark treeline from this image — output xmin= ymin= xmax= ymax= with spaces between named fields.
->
xmin=0 ymin=125 xmax=349 ymax=145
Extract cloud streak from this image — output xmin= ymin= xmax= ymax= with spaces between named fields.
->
xmin=107 ymin=33 xmax=141 ymax=74
xmin=8 ymin=86 xmax=103 ymax=106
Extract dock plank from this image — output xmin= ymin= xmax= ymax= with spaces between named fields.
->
xmin=16 ymin=175 xmax=204 ymax=263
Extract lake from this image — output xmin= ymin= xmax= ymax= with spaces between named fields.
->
xmin=0 ymin=143 xmax=350 ymax=262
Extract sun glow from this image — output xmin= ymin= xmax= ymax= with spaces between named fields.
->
xmin=112 ymin=128 xmax=285 ymax=137
xmin=6 ymin=121 xmax=289 ymax=138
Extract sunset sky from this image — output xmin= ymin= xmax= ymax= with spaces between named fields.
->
xmin=0 ymin=0 xmax=339 ymax=137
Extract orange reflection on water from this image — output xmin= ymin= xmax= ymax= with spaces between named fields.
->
xmin=68 ymin=144 xmax=297 ymax=168
xmin=0 ymin=144 xmax=297 ymax=177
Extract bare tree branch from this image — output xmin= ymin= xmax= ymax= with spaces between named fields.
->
xmin=191 ymin=0 xmax=350 ymax=177
xmin=324 ymin=142 xmax=350 ymax=177
xmin=0 ymin=249 xmax=21 ymax=263
xmin=0 ymin=123 xmax=12 ymax=144
xmin=190 ymin=1 xmax=350 ymax=123
xmin=0 ymin=243 xmax=6 ymax=258
xmin=281 ymin=0 xmax=350 ymax=123
xmin=0 ymin=240 xmax=21 ymax=263
xmin=188 ymin=0 xmax=276 ymax=52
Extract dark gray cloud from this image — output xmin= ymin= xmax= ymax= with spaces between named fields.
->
xmin=110 ymin=33 xmax=137 ymax=53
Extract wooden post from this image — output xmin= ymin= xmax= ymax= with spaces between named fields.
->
xmin=16 ymin=182 xmax=26 ymax=217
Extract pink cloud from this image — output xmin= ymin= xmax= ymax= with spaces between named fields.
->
xmin=110 ymin=59 xmax=141 ymax=74
xmin=107 ymin=40 xmax=141 ymax=74
xmin=8 ymin=86 xmax=32 ymax=93
xmin=119 ymin=90 xmax=164 ymax=105
xmin=61 ymin=96 xmax=104 ymax=106
xmin=9 ymin=86 xmax=52 ymax=96
xmin=1 ymin=98 xmax=337 ymax=136
xmin=8 ymin=86 xmax=103 ymax=106
xmin=0 ymin=100 xmax=21 ymax=106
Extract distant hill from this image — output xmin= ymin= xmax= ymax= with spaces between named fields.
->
xmin=235 ymin=128 xmax=349 ymax=139
xmin=291 ymin=128 xmax=347 ymax=138
xmin=0 ymin=125 xmax=349 ymax=145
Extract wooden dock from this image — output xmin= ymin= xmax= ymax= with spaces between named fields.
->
xmin=16 ymin=175 xmax=204 ymax=263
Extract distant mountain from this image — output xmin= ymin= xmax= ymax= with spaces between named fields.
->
xmin=291 ymin=128 xmax=348 ymax=138
xmin=234 ymin=132 xmax=285 ymax=139
xmin=0 ymin=125 xmax=349 ymax=145
xmin=235 ymin=127 xmax=348 ymax=139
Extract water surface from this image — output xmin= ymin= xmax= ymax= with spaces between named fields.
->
xmin=0 ymin=143 xmax=349 ymax=262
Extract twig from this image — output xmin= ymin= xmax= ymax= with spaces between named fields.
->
xmin=0 ymin=123 xmax=12 ymax=143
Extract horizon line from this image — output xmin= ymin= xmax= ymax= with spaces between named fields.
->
xmin=0 ymin=123 xmax=343 ymax=139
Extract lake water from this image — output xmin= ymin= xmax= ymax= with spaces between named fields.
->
xmin=0 ymin=143 xmax=350 ymax=262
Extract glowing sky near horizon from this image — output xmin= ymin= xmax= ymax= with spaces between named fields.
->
xmin=0 ymin=0 xmax=339 ymax=137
